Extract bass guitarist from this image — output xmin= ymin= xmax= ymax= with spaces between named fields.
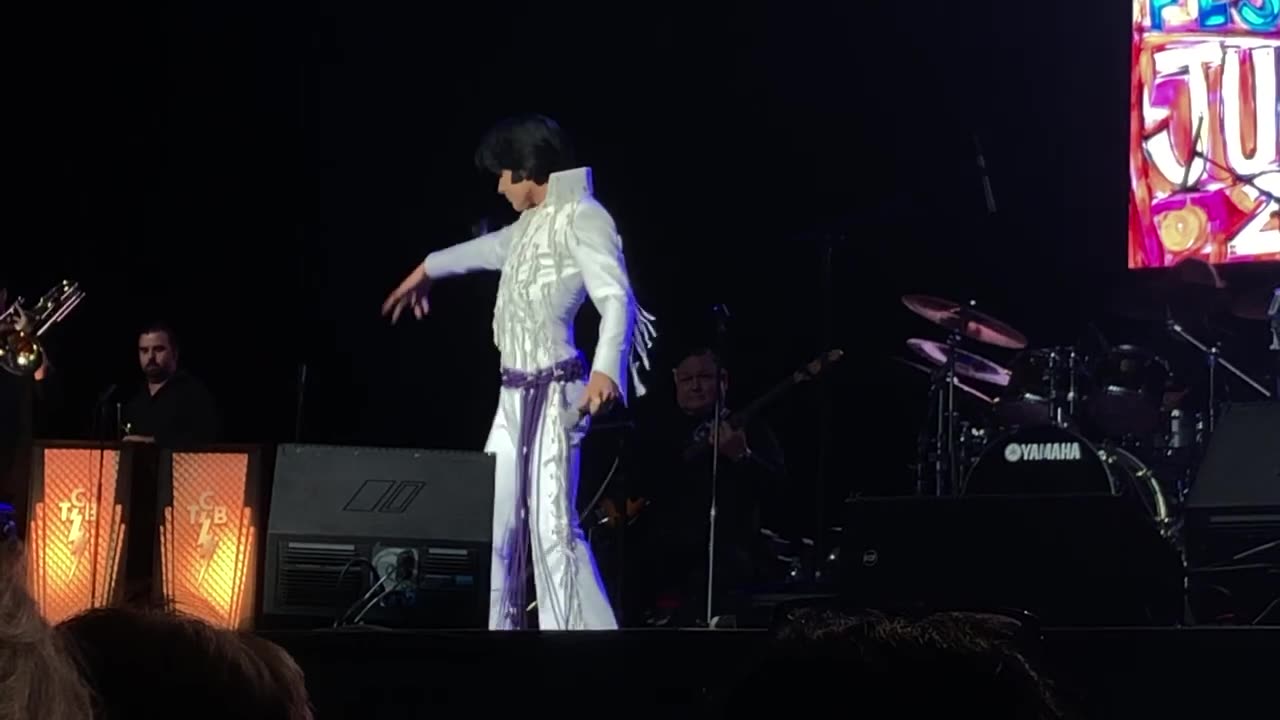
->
xmin=627 ymin=345 xmax=786 ymax=627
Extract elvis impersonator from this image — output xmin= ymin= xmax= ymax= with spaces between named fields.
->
xmin=382 ymin=114 xmax=655 ymax=630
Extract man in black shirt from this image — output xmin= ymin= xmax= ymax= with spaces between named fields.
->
xmin=121 ymin=322 xmax=219 ymax=447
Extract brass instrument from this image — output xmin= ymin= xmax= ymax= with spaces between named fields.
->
xmin=0 ymin=280 xmax=86 ymax=377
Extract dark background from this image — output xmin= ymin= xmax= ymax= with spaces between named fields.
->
xmin=8 ymin=1 xmax=1278 ymax=538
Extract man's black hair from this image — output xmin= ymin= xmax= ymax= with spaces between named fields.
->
xmin=138 ymin=321 xmax=180 ymax=353
xmin=674 ymin=346 xmax=724 ymax=371
xmin=474 ymin=113 xmax=576 ymax=184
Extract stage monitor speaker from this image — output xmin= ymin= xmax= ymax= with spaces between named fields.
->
xmin=262 ymin=444 xmax=494 ymax=629
xmin=1186 ymin=402 xmax=1280 ymax=513
xmin=1183 ymin=402 xmax=1280 ymax=624
xmin=839 ymin=495 xmax=1185 ymax=626
xmin=25 ymin=442 xmax=135 ymax=624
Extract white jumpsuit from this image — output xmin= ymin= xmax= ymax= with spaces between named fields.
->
xmin=424 ymin=167 xmax=654 ymax=630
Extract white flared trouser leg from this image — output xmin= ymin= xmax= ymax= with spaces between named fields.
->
xmin=484 ymin=382 xmax=617 ymax=631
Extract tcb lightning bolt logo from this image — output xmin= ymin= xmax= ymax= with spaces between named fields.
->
xmin=187 ymin=491 xmax=228 ymax=586
xmin=57 ymin=488 xmax=98 ymax=578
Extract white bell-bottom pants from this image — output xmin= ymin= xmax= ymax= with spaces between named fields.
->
xmin=483 ymin=377 xmax=617 ymax=630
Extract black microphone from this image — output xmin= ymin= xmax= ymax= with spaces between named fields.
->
xmin=90 ymin=384 xmax=119 ymax=441
xmin=973 ymin=134 xmax=997 ymax=214
xmin=94 ymin=383 xmax=118 ymax=408
xmin=711 ymin=304 xmax=731 ymax=332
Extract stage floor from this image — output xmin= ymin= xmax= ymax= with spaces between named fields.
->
xmin=261 ymin=626 xmax=1279 ymax=719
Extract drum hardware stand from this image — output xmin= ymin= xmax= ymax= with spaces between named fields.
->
xmin=903 ymin=294 xmax=1025 ymax=496
xmin=1047 ymin=352 xmax=1061 ymax=426
xmin=1167 ymin=318 xmax=1272 ymax=432
xmin=1183 ymin=142 xmax=1278 ymax=396
xmin=926 ymin=360 xmax=955 ymax=497
xmin=927 ymin=312 xmax=973 ymax=497
xmin=1184 ymin=137 xmax=1278 ymax=373
xmin=1046 ymin=348 xmax=1079 ymax=428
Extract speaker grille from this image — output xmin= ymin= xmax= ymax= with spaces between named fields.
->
xmin=278 ymin=542 xmax=361 ymax=609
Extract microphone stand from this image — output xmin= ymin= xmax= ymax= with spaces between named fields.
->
xmin=86 ymin=383 xmax=117 ymax=602
xmin=704 ymin=304 xmax=729 ymax=626
xmin=814 ymin=239 xmax=834 ymax=585
xmin=294 ymin=364 xmax=307 ymax=441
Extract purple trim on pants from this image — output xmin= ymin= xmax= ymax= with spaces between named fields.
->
xmin=496 ymin=355 xmax=587 ymax=628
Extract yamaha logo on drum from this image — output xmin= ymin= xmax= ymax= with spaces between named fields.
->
xmin=1003 ymin=441 xmax=1082 ymax=463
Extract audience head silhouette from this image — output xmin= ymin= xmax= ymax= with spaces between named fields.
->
xmin=721 ymin=606 xmax=1067 ymax=718
xmin=0 ymin=539 xmax=93 ymax=720
xmin=58 ymin=606 xmax=313 ymax=720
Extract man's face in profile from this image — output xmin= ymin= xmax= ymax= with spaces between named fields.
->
xmin=138 ymin=331 xmax=177 ymax=383
xmin=497 ymin=169 xmax=539 ymax=212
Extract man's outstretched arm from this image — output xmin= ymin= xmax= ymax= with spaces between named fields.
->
xmin=383 ymin=224 xmax=516 ymax=322
xmin=423 ymin=223 xmax=516 ymax=279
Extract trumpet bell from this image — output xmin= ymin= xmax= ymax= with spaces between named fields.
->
xmin=0 ymin=333 xmax=43 ymax=375
xmin=0 ymin=280 xmax=85 ymax=377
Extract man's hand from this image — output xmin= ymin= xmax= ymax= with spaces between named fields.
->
xmin=579 ymin=371 xmax=620 ymax=416
xmin=382 ymin=264 xmax=432 ymax=323
xmin=3 ymin=305 xmax=35 ymax=334
xmin=709 ymin=422 xmax=750 ymax=461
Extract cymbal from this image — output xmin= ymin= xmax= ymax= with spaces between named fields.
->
xmin=905 ymin=338 xmax=1012 ymax=387
xmin=894 ymin=356 xmax=996 ymax=404
xmin=901 ymin=295 xmax=1028 ymax=349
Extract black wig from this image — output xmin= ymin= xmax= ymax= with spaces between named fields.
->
xmin=474 ymin=113 xmax=576 ymax=184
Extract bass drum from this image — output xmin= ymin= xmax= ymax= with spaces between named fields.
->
xmin=963 ymin=425 xmax=1173 ymax=538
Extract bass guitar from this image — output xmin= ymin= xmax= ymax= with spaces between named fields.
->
xmin=589 ymin=348 xmax=844 ymax=531
xmin=683 ymin=348 xmax=844 ymax=461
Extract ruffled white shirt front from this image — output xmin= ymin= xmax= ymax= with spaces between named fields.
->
xmin=424 ymin=167 xmax=655 ymax=396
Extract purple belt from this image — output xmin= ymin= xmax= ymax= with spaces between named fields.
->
xmin=500 ymin=355 xmax=587 ymax=389
xmin=495 ymin=354 xmax=586 ymax=628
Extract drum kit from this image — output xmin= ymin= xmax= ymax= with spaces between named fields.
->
xmin=895 ymin=275 xmax=1277 ymax=549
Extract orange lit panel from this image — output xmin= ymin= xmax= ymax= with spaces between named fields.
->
xmin=159 ymin=452 xmax=257 ymax=629
xmin=27 ymin=448 xmax=127 ymax=624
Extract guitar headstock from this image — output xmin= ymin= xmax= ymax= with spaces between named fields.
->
xmin=795 ymin=349 xmax=844 ymax=382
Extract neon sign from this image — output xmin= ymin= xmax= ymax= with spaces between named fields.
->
xmin=28 ymin=448 xmax=127 ymax=624
xmin=160 ymin=452 xmax=257 ymax=630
